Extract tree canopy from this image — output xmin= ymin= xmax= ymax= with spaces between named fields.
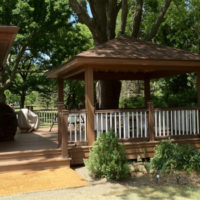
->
xmin=0 ymin=0 xmax=93 ymax=107
xmin=0 ymin=0 xmax=200 ymax=108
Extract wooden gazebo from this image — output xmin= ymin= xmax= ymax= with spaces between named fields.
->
xmin=47 ymin=35 xmax=200 ymax=164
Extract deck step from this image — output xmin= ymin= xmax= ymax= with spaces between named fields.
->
xmin=0 ymin=149 xmax=62 ymax=161
xmin=0 ymin=149 xmax=71 ymax=172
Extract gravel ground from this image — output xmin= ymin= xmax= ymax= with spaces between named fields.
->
xmin=0 ymin=166 xmax=200 ymax=200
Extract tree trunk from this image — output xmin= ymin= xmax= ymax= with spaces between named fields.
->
xmin=0 ymin=89 xmax=6 ymax=104
xmin=20 ymin=90 xmax=26 ymax=108
xmin=94 ymin=35 xmax=122 ymax=109
xmin=96 ymin=80 xmax=121 ymax=109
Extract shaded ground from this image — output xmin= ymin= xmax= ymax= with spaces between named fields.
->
xmin=1 ymin=166 xmax=200 ymax=200
xmin=0 ymin=128 xmax=58 ymax=152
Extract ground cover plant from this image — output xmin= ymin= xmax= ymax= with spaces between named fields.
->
xmin=84 ymin=130 xmax=130 ymax=180
xmin=151 ymin=140 xmax=200 ymax=174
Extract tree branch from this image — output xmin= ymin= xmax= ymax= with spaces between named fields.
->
xmin=69 ymin=0 xmax=95 ymax=33
xmin=4 ymin=31 xmax=45 ymax=90
xmin=106 ymin=0 xmax=121 ymax=40
xmin=132 ymin=0 xmax=143 ymax=38
xmin=145 ymin=0 xmax=172 ymax=41
xmin=120 ymin=0 xmax=128 ymax=34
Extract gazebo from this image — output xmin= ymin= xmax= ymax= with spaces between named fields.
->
xmin=47 ymin=35 xmax=200 ymax=164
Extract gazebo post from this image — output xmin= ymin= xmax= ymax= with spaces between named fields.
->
xmin=57 ymin=78 xmax=64 ymax=147
xmin=144 ymin=78 xmax=151 ymax=107
xmin=197 ymin=72 xmax=200 ymax=107
xmin=148 ymin=101 xmax=155 ymax=141
xmin=85 ymin=67 xmax=95 ymax=146
xmin=197 ymin=72 xmax=200 ymax=133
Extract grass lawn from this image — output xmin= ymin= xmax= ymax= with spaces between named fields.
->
xmin=116 ymin=185 xmax=200 ymax=200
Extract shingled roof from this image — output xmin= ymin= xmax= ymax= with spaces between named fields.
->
xmin=47 ymin=35 xmax=200 ymax=79
xmin=78 ymin=35 xmax=200 ymax=61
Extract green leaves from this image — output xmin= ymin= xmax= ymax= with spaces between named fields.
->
xmin=151 ymin=141 xmax=200 ymax=174
xmin=0 ymin=0 xmax=93 ymax=106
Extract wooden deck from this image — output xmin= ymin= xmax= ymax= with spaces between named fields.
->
xmin=68 ymin=138 xmax=200 ymax=165
xmin=1 ymin=128 xmax=200 ymax=169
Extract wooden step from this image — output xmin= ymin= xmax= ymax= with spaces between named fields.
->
xmin=0 ymin=149 xmax=71 ymax=172
xmin=0 ymin=149 xmax=62 ymax=161
xmin=0 ymin=157 xmax=71 ymax=172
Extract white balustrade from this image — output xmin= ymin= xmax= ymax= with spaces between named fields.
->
xmin=154 ymin=109 xmax=200 ymax=137
xmin=95 ymin=110 xmax=148 ymax=139
xmin=68 ymin=112 xmax=87 ymax=142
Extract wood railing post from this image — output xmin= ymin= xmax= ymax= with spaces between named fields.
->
xmin=57 ymin=102 xmax=64 ymax=147
xmin=144 ymin=78 xmax=151 ymax=107
xmin=85 ymin=67 xmax=95 ymax=146
xmin=57 ymin=78 xmax=64 ymax=147
xmin=148 ymin=101 xmax=155 ymax=141
xmin=61 ymin=110 xmax=69 ymax=158
xmin=197 ymin=72 xmax=200 ymax=134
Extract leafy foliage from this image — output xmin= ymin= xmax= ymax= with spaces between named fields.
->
xmin=0 ymin=0 xmax=93 ymax=107
xmin=84 ymin=130 xmax=130 ymax=180
xmin=151 ymin=141 xmax=200 ymax=174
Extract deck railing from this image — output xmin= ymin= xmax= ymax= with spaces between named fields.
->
xmin=55 ymin=105 xmax=200 ymax=146
xmin=154 ymin=108 xmax=200 ymax=138
xmin=95 ymin=109 xmax=148 ymax=140
xmin=34 ymin=109 xmax=57 ymax=126
xmin=68 ymin=110 xmax=87 ymax=143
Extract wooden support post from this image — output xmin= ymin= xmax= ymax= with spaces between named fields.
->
xmin=197 ymin=72 xmax=200 ymax=107
xmin=144 ymin=78 xmax=151 ymax=107
xmin=85 ymin=67 xmax=95 ymax=146
xmin=197 ymin=72 xmax=200 ymax=133
xmin=148 ymin=101 xmax=155 ymax=141
xmin=57 ymin=79 xmax=64 ymax=147
xmin=61 ymin=110 xmax=69 ymax=158
xmin=58 ymin=79 xmax=64 ymax=102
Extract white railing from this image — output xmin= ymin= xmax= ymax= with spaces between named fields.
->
xmin=34 ymin=109 xmax=57 ymax=126
xmin=154 ymin=108 xmax=200 ymax=137
xmin=95 ymin=109 xmax=148 ymax=139
xmin=68 ymin=111 xmax=87 ymax=143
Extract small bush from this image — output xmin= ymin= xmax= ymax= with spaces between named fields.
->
xmin=151 ymin=141 xmax=200 ymax=174
xmin=84 ymin=130 xmax=130 ymax=180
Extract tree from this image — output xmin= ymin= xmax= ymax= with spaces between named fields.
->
xmin=0 ymin=0 xmax=93 ymax=109
xmin=69 ymin=0 xmax=173 ymax=109
xmin=151 ymin=0 xmax=200 ymax=107
xmin=0 ymin=0 xmax=72 ymax=103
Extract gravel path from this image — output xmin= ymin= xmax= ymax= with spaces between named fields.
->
xmin=0 ymin=166 xmax=200 ymax=200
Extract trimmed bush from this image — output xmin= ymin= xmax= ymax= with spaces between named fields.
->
xmin=151 ymin=141 xmax=200 ymax=173
xmin=84 ymin=130 xmax=130 ymax=180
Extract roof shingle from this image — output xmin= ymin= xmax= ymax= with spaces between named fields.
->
xmin=78 ymin=35 xmax=200 ymax=61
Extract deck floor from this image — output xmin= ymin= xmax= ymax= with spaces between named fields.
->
xmin=1 ymin=128 xmax=200 ymax=166
xmin=0 ymin=128 xmax=58 ymax=153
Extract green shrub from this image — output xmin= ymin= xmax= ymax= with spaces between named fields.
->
xmin=151 ymin=141 xmax=200 ymax=174
xmin=84 ymin=130 xmax=130 ymax=180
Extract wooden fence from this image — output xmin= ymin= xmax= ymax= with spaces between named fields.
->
xmin=34 ymin=109 xmax=57 ymax=127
